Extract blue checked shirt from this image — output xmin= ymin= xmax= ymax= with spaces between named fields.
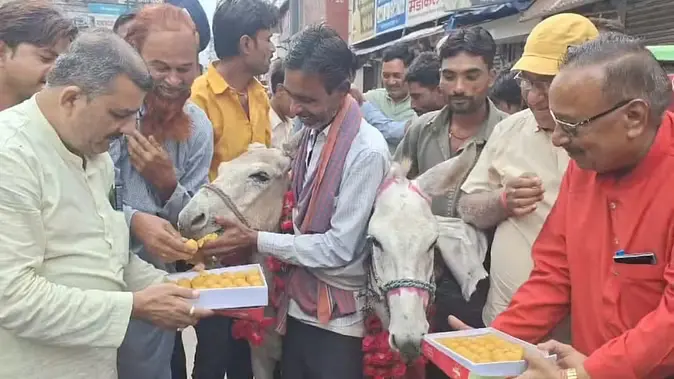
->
xmin=109 ymin=101 xmax=214 ymax=273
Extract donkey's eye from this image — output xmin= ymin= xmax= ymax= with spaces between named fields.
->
xmin=249 ymin=171 xmax=270 ymax=183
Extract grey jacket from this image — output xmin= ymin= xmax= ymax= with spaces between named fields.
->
xmin=393 ymin=100 xmax=507 ymax=218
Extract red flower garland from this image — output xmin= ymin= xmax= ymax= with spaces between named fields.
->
xmin=363 ymin=314 xmax=428 ymax=379
xmin=232 ymin=190 xmax=430 ymax=379
xmin=231 ymin=191 xmax=294 ymax=346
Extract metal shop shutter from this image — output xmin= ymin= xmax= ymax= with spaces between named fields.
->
xmin=626 ymin=0 xmax=674 ymax=45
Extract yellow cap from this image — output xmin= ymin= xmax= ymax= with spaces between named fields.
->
xmin=512 ymin=13 xmax=599 ymax=76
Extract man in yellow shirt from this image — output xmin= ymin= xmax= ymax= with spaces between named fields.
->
xmin=188 ymin=1 xmax=280 ymax=378
xmin=191 ymin=0 xmax=279 ymax=181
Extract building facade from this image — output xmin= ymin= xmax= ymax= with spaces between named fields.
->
xmin=52 ymin=0 xmax=161 ymax=30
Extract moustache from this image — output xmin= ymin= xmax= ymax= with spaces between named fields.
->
xmin=153 ymin=82 xmax=191 ymax=99
xmin=450 ymin=96 xmax=472 ymax=101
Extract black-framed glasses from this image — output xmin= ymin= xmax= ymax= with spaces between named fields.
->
xmin=550 ymin=99 xmax=634 ymax=136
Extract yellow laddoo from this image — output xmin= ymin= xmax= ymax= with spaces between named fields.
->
xmin=179 ymin=268 xmax=265 ymax=289
xmin=437 ymin=334 xmax=525 ymax=364
xmin=184 ymin=239 xmax=199 ymax=253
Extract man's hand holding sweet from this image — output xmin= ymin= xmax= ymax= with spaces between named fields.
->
xmin=199 ymin=217 xmax=257 ymax=265
xmin=132 ymin=283 xmax=214 ymax=330
xmin=126 ymin=130 xmax=178 ymax=201
xmin=131 ymin=212 xmax=195 ymax=263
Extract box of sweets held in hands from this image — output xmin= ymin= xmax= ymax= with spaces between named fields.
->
xmin=422 ymin=328 xmax=557 ymax=379
xmin=167 ymin=264 xmax=268 ymax=311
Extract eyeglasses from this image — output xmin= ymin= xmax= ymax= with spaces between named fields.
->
xmin=550 ymin=99 xmax=633 ymax=136
xmin=514 ymin=71 xmax=553 ymax=93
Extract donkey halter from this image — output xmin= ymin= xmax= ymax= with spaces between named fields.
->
xmin=203 ymin=183 xmax=250 ymax=228
xmin=368 ymin=249 xmax=437 ymax=305
xmin=199 ymin=184 xmax=254 ymax=267
xmin=202 ymin=183 xmax=251 ymax=228
xmin=368 ymin=177 xmax=436 ymax=307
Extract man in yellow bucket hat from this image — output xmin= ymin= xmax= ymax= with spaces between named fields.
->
xmin=454 ymin=13 xmax=599 ymax=377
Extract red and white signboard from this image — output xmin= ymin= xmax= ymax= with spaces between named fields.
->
xmin=407 ymin=0 xmax=445 ymax=28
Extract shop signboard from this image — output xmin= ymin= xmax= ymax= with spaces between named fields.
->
xmin=376 ymin=0 xmax=407 ymax=34
xmin=87 ymin=3 xmax=129 ymax=30
xmin=407 ymin=0 xmax=445 ymax=27
xmin=443 ymin=0 xmax=504 ymax=12
xmin=351 ymin=0 xmax=376 ymax=43
xmin=87 ymin=3 xmax=130 ymax=16
xmin=66 ymin=11 xmax=93 ymax=29
xmin=92 ymin=14 xmax=118 ymax=29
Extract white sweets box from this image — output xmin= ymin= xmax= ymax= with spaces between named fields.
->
xmin=422 ymin=328 xmax=557 ymax=379
xmin=167 ymin=264 xmax=268 ymax=310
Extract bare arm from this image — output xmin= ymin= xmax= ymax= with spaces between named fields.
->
xmin=458 ymin=190 xmax=509 ymax=230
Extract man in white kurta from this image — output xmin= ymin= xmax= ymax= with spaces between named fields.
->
xmin=0 ymin=30 xmax=209 ymax=379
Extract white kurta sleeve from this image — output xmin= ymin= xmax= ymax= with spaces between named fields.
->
xmin=0 ymin=148 xmax=134 ymax=348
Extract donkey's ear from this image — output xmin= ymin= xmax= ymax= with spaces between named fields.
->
xmin=282 ymin=130 xmax=303 ymax=160
xmin=389 ymin=158 xmax=412 ymax=180
xmin=416 ymin=149 xmax=475 ymax=197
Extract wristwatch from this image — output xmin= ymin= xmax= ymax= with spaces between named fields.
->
xmin=565 ymin=368 xmax=578 ymax=379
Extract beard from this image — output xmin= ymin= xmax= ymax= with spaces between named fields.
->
xmin=141 ymin=82 xmax=192 ymax=142
xmin=447 ymin=96 xmax=481 ymax=114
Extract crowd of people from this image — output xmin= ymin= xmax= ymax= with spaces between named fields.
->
xmin=0 ymin=0 xmax=673 ymax=379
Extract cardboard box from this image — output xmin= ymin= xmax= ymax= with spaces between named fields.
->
xmin=167 ymin=264 xmax=268 ymax=310
xmin=422 ymin=328 xmax=556 ymax=379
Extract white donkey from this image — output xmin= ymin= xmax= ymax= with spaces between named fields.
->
xmin=178 ymin=143 xmax=291 ymax=379
xmin=366 ymin=150 xmax=477 ymax=360
xmin=178 ymin=141 xmax=476 ymax=378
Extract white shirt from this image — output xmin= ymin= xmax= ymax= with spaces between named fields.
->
xmin=269 ymin=107 xmax=294 ymax=149
xmin=461 ymin=109 xmax=569 ymax=326
xmin=0 ymin=97 xmax=165 ymax=379
xmin=258 ymin=119 xmax=391 ymax=337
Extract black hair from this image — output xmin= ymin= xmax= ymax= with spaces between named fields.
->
xmin=489 ymin=69 xmax=524 ymax=108
xmin=561 ymin=32 xmax=672 ymax=123
xmin=269 ymin=58 xmax=284 ymax=94
xmin=382 ymin=42 xmax=415 ymax=67
xmin=284 ymin=23 xmax=357 ymax=94
xmin=112 ymin=12 xmax=136 ymax=34
xmin=405 ymin=51 xmax=440 ymax=88
xmin=212 ymin=0 xmax=279 ymax=59
xmin=0 ymin=0 xmax=78 ymax=49
xmin=439 ymin=26 xmax=496 ymax=68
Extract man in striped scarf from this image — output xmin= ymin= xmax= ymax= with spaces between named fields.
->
xmin=202 ymin=24 xmax=390 ymax=379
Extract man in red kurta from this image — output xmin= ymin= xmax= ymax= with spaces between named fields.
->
xmin=451 ymin=33 xmax=674 ymax=379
